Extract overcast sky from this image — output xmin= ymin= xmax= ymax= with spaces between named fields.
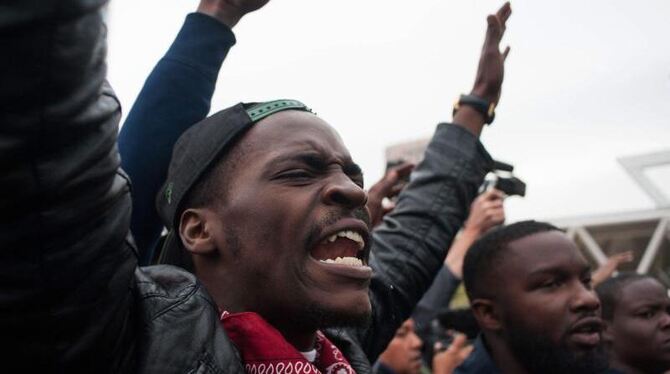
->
xmin=107 ymin=0 xmax=670 ymax=223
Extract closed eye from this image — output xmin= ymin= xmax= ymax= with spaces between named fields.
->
xmin=275 ymin=169 xmax=315 ymax=184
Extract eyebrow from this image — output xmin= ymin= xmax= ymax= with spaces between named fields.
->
xmin=297 ymin=153 xmax=328 ymax=170
xmin=270 ymin=152 xmax=362 ymax=176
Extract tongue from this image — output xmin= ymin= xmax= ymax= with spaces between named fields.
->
xmin=312 ymin=237 xmax=360 ymax=261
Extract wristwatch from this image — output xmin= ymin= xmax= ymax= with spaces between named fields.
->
xmin=452 ymin=94 xmax=496 ymax=124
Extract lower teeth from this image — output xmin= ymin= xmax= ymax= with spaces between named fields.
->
xmin=319 ymin=256 xmax=363 ymax=266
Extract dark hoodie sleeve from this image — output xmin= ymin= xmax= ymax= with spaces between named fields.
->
xmin=118 ymin=13 xmax=236 ymax=264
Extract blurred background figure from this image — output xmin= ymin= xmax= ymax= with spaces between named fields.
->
xmin=597 ymin=273 xmax=670 ymax=374
xmin=375 ymin=319 xmax=424 ymax=374
xmin=374 ymin=320 xmax=474 ymax=374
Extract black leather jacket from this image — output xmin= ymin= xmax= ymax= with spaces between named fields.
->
xmin=0 ymin=2 xmax=492 ymax=372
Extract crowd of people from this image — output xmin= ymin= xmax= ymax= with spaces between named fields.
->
xmin=2 ymin=0 xmax=669 ymax=373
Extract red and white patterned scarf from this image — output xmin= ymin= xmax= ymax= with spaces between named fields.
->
xmin=221 ymin=311 xmax=356 ymax=374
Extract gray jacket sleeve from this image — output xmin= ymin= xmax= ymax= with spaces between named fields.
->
xmin=412 ymin=265 xmax=462 ymax=333
xmin=0 ymin=1 xmax=137 ymax=371
xmin=345 ymin=123 xmax=492 ymax=363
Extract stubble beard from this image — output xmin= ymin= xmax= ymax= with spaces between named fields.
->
xmin=503 ymin=317 xmax=609 ymax=374
xmin=310 ymin=297 xmax=372 ymax=328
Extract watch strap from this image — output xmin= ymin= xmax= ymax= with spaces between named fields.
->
xmin=453 ymin=94 xmax=496 ymax=124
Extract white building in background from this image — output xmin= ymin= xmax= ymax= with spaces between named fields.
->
xmin=552 ymin=150 xmax=670 ymax=286
xmin=386 ymin=141 xmax=670 ymax=286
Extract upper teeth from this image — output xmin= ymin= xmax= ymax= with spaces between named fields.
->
xmin=326 ymin=230 xmax=365 ymax=250
xmin=320 ymin=257 xmax=364 ymax=266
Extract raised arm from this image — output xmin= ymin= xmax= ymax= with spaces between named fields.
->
xmin=354 ymin=3 xmax=512 ymax=361
xmin=118 ymin=0 xmax=269 ymax=264
xmin=412 ymin=189 xmax=505 ymax=333
xmin=0 ymin=1 xmax=137 ymax=370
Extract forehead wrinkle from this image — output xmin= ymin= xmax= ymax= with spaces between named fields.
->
xmin=274 ymin=138 xmax=355 ymax=166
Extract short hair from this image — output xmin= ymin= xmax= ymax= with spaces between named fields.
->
xmin=462 ymin=220 xmax=560 ymax=300
xmin=596 ymin=272 xmax=653 ymax=320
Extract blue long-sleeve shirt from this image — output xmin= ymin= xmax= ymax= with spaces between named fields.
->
xmin=118 ymin=13 xmax=236 ymax=264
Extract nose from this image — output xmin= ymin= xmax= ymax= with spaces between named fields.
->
xmin=659 ymin=310 xmax=670 ymax=330
xmin=322 ymin=173 xmax=368 ymax=210
xmin=409 ymin=331 xmax=423 ymax=350
xmin=570 ymin=282 xmax=601 ymax=314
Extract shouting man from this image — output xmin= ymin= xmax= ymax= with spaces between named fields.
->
xmin=1 ymin=0 xmax=511 ymax=372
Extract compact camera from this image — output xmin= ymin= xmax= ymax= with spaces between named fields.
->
xmin=479 ymin=160 xmax=526 ymax=197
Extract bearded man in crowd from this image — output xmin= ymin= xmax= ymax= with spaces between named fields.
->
xmin=456 ymin=221 xmax=611 ymax=374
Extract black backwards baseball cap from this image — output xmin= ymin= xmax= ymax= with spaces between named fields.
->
xmin=156 ymin=99 xmax=313 ymax=271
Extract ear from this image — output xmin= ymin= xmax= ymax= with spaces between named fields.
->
xmin=179 ymin=208 xmax=218 ymax=255
xmin=471 ymin=298 xmax=502 ymax=331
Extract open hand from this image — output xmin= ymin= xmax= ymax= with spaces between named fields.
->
xmin=471 ymin=2 xmax=512 ymax=105
xmin=432 ymin=333 xmax=474 ymax=374
xmin=592 ymin=251 xmax=635 ymax=286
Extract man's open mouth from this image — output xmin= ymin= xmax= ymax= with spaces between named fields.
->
xmin=569 ymin=317 xmax=603 ymax=348
xmin=311 ymin=229 xmax=367 ymax=267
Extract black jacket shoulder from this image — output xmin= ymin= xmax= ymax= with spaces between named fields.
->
xmin=134 ymin=265 xmax=245 ymax=374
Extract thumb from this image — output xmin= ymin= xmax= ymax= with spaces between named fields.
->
xmin=503 ymin=46 xmax=511 ymax=60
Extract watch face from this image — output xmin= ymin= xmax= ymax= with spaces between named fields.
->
xmin=487 ymin=103 xmax=496 ymax=117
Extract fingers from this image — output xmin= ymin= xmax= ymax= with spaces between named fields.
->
xmin=496 ymin=2 xmax=512 ymax=26
xmin=447 ymin=333 xmax=468 ymax=352
xmin=612 ymin=251 xmax=635 ymax=264
xmin=481 ymin=188 xmax=506 ymax=201
xmin=485 ymin=15 xmax=502 ymax=43
xmin=460 ymin=345 xmax=475 ymax=361
xmin=394 ymin=162 xmax=415 ymax=178
xmin=503 ymin=46 xmax=511 ymax=60
xmin=472 ymin=189 xmax=505 ymax=209
xmin=485 ymin=3 xmax=512 ymax=48
xmin=487 ymin=207 xmax=506 ymax=222
xmin=369 ymin=162 xmax=414 ymax=198
xmin=389 ymin=183 xmax=405 ymax=197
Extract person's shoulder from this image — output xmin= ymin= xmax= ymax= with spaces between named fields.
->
xmin=454 ymin=336 xmax=501 ymax=374
xmin=134 ymin=265 xmax=245 ymax=373
xmin=134 ymin=265 xmax=217 ymax=317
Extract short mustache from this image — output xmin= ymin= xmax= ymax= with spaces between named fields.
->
xmin=305 ymin=208 xmax=371 ymax=249
xmin=319 ymin=208 xmax=370 ymax=229
xmin=569 ymin=313 xmax=603 ymax=333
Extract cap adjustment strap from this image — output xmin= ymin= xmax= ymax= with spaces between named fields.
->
xmin=246 ymin=99 xmax=312 ymax=122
